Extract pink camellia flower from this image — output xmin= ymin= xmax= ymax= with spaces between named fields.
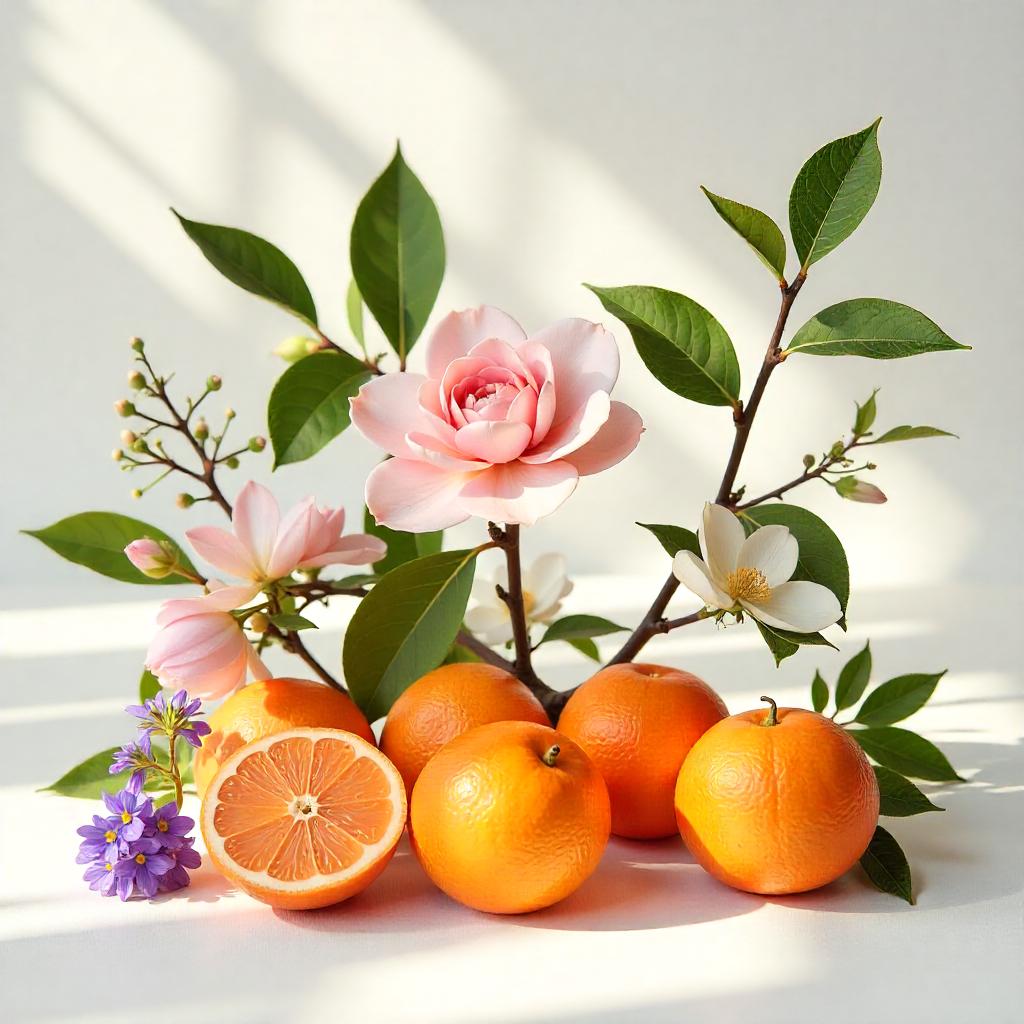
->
xmin=124 ymin=538 xmax=180 ymax=579
xmin=145 ymin=583 xmax=269 ymax=700
xmin=185 ymin=481 xmax=386 ymax=582
xmin=350 ymin=306 xmax=644 ymax=530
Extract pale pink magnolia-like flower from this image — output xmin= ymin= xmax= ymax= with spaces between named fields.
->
xmin=145 ymin=582 xmax=269 ymax=700
xmin=124 ymin=538 xmax=179 ymax=579
xmin=840 ymin=480 xmax=888 ymax=504
xmin=350 ymin=306 xmax=644 ymax=531
xmin=185 ymin=481 xmax=386 ymax=583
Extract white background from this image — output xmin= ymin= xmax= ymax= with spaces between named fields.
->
xmin=2 ymin=2 xmax=1022 ymax=1022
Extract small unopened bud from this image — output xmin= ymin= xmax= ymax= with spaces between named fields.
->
xmin=225 ymin=456 xmax=240 ymax=469
xmin=112 ymin=448 xmax=124 ymax=462
xmin=836 ymin=477 xmax=887 ymax=504
xmin=224 ymin=407 xmax=236 ymax=420
xmin=130 ymin=337 xmax=145 ymax=353
xmin=274 ymin=335 xmax=319 ymax=363
xmin=866 ymin=462 xmax=877 ymax=471
xmin=120 ymin=429 xmax=138 ymax=446
xmin=194 ymin=417 xmax=210 ymax=441
xmin=131 ymin=488 xmax=143 ymax=500
xmin=248 ymin=435 xmax=267 ymax=453
xmin=131 ymin=438 xmax=149 ymax=454
xmin=176 ymin=493 xmax=196 ymax=509
xmin=206 ymin=375 xmax=222 ymax=392
xmin=127 ymin=370 xmax=146 ymax=390
xmin=829 ymin=441 xmax=845 ymax=459
xmin=124 ymin=538 xmax=180 ymax=580
xmin=802 ymin=454 xmax=815 ymax=470
xmin=248 ymin=612 xmax=271 ymax=634
xmin=114 ymin=399 xmax=135 ymax=417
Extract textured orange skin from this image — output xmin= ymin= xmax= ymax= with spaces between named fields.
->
xmin=380 ymin=663 xmax=550 ymax=797
xmin=557 ymin=663 xmax=728 ymax=839
xmin=409 ymin=721 xmax=611 ymax=914
xmin=194 ymin=678 xmax=375 ymax=799
xmin=201 ymin=728 xmax=405 ymax=911
xmin=675 ymin=707 xmax=880 ymax=895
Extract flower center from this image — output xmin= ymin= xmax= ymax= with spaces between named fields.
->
xmin=121 ymin=811 xmax=132 ymax=824
xmin=157 ymin=819 xmax=169 ymax=832
xmin=104 ymin=830 xmax=117 ymax=842
xmin=104 ymin=863 xmax=113 ymax=872
xmin=135 ymin=853 xmax=146 ymax=865
xmin=726 ymin=567 xmax=773 ymax=604
xmin=522 ymin=590 xmax=536 ymax=617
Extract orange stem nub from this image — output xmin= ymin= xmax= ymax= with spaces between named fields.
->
xmin=542 ymin=744 xmax=561 ymax=767
xmin=759 ymin=696 xmax=779 ymax=727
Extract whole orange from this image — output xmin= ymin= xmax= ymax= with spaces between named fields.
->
xmin=675 ymin=699 xmax=880 ymax=895
xmin=557 ymin=663 xmax=728 ymax=838
xmin=379 ymin=662 xmax=549 ymax=796
xmin=409 ymin=720 xmax=610 ymax=914
xmin=193 ymin=677 xmax=374 ymax=799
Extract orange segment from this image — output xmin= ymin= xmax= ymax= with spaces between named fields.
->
xmin=201 ymin=728 xmax=406 ymax=910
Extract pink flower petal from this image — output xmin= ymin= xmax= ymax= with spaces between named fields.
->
xmin=233 ymin=482 xmax=280 ymax=576
xmin=454 ymin=421 xmax=533 ymax=464
xmin=185 ymin=526 xmax=257 ymax=579
xmin=407 ymin=431 xmax=487 ymax=472
xmin=457 ymin=460 xmax=578 ymax=525
xmin=465 ymin=338 xmax=532 ymax=381
xmin=267 ymin=498 xmax=316 ymax=579
xmin=528 ymin=318 xmax=620 ymax=422
xmin=506 ymin=386 xmax=538 ymax=429
xmin=365 ymin=458 xmax=472 ymax=532
xmin=561 ymin=401 xmax=643 ymax=476
xmin=350 ymin=372 xmax=431 ymax=458
xmin=426 ymin=306 xmax=527 ymax=380
xmin=520 ymin=390 xmax=611 ymax=464
xmin=299 ymin=534 xmax=388 ymax=568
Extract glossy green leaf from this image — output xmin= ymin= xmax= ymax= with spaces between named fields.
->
xmin=757 ymin=621 xmax=835 ymax=667
xmin=835 ymin=641 xmax=872 ymax=711
xmin=851 ymin=726 xmax=964 ymax=782
xmin=346 ymin=279 xmax=366 ymax=349
xmin=343 ymin=549 xmax=478 ymax=720
xmin=362 ymin=508 xmax=443 ymax=574
xmin=874 ymin=766 xmax=944 ymax=817
xmin=586 ymin=284 xmax=740 ymax=407
xmin=23 ymin=513 xmax=197 ymax=585
xmin=539 ymin=615 xmax=627 ymax=647
xmin=789 ymin=119 xmax=882 ymax=269
xmin=350 ymin=144 xmax=445 ymax=362
xmin=811 ymin=670 xmax=829 ymax=713
xmin=859 ymin=825 xmax=914 ymax=903
xmin=868 ymin=425 xmax=957 ymax=444
xmin=270 ymin=613 xmax=318 ymax=632
xmin=268 ymin=350 xmax=370 ymax=468
xmin=854 ymin=389 xmax=879 ymax=436
xmin=636 ymin=522 xmax=700 ymax=558
xmin=856 ymin=671 xmax=945 ymax=726
xmin=442 ymin=642 xmax=483 ymax=665
xmin=42 ymin=748 xmax=128 ymax=800
xmin=334 ymin=573 xmax=380 ymax=589
xmin=173 ymin=211 xmax=317 ymax=327
xmin=569 ymin=638 xmax=601 ymax=662
xmin=139 ymin=669 xmax=161 ymax=703
xmin=787 ymin=299 xmax=970 ymax=359
xmin=739 ymin=503 xmax=849 ymax=615
xmin=701 ymin=187 xmax=786 ymax=280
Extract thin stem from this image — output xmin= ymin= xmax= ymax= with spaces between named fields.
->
xmin=455 ymin=629 xmax=516 ymax=671
xmin=316 ymin=328 xmax=384 ymax=376
xmin=496 ymin=524 xmax=542 ymax=689
xmin=168 ymin=734 xmax=183 ymax=809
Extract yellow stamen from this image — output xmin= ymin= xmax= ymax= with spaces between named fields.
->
xmin=104 ymin=830 xmax=117 ymax=843
xmin=157 ymin=819 xmax=169 ymax=832
xmin=135 ymin=853 xmax=146 ymax=865
xmin=726 ymin=566 xmax=773 ymax=604
xmin=121 ymin=811 xmax=132 ymax=824
xmin=104 ymin=863 xmax=113 ymax=872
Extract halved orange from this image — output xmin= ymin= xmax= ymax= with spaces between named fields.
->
xmin=200 ymin=727 xmax=406 ymax=910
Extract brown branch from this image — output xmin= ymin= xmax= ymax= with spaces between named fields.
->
xmin=315 ymin=328 xmax=384 ymax=376
xmin=455 ymin=630 xmax=516 ymax=671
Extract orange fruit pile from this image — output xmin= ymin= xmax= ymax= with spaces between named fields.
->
xmin=409 ymin=720 xmax=610 ymax=914
xmin=558 ymin=663 xmax=728 ymax=838
xmin=675 ymin=699 xmax=880 ymax=894
xmin=200 ymin=727 xmax=405 ymax=910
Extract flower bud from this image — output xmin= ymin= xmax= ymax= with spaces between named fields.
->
xmin=120 ymin=429 xmax=138 ymax=446
xmin=130 ymin=337 xmax=145 ymax=353
xmin=248 ymin=436 xmax=267 ymax=453
xmin=131 ymin=438 xmax=149 ymax=454
xmin=176 ymin=493 xmax=196 ymax=509
xmin=207 ymin=375 xmax=222 ymax=392
xmin=194 ymin=417 xmax=210 ymax=441
xmin=802 ymin=454 xmax=815 ymax=470
xmin=131 ymin=488 xmax=143 ymax=500
xmin=127 ymin=370 xmax=146 ymax=391
xmin=124 ymin=538 xmax=179 ymax=579
xmin=829 ymin=441 xmax=845 ymax=459
xmin=248 ymin=612 xmax=271 ymax=634
xmin=274 ymin=335 xmax=319 ymax=363
xmin=224 ymin=407 xmax=236 ymax=420
xmin=225 ymin=456 xmax=240 ymax=469
xmin=836 ymin=477 xmax=887 ymax=504
xmin=112 ymin=448 xmax=124 ymax=462
xmin=114 ymin=399 xmax=136 ymax=418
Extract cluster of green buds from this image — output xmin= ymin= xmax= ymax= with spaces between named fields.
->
xmin=110 ymin=337 xmax=267 ymax=506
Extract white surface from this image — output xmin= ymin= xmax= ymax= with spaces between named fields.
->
xmin=2 ymin=582 xmax=1022 ymax=1024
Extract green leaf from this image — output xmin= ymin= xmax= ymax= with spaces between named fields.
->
xmin=139 ymin=669 xmax=161 ymax=703
xmin=789 ymin=118 xmax=882 ymax=270
xmin=835 ymin=641 xmax=872 ymax=711
xmin=539 ymin=615 xmax=627 ymax=646
xmin=586 ymin=284 xmax=740 ymax=407
xmin=42 ymin=748 xmax=128 ymax=800
xmin=334 ymin=573 xmax=379 ymax=589
xmin=363 ymin=508 xmax=443 ymax=574
xmin=811 ymin=670 xmax=829 ymax=713
xmin=856 ymin=671 xmax=946 ymax=726
xmin=569 ymin=638 xmax=601 ymax=662
xmin=23 ymin=513 xmax=197 ymax=585
xmin=868 ymin=425 xmax=957 ymax=444
xmin=853 ymin=388 xmax=878 ymax=436
xmin=874 ymin=766 xmax=944 ymax=817
xmin=739 ymin=503 xmax=849 ymax=616
xmin=350 ymin=144 xmax=445 ymax=362
xmin=786 ymin=299 xmax=970 ymax=359
xmin=173 ymin=210 xmax=317 ymax=327
xmin=270 ymin=613 xmax=318 ymax=632
xmin=268 ymin=350 xmax=371 ymax=468
xmin=346 ymin=279 xmax=366 ymax=349
xmin=343 ymin=549 xmax=478 ymax=720
xmin=851 ymin=726 xmax=964 ymax=782
xmin=442 ymin=642 xmax=483 ymax=665
xmin=700 ymin=187 xmax=786 ymax=281
xmin=756 ymin=621 xmax=835 ymax=666
xmin=859 ymin=825 xmax=914 ymax=903
xmin=636 ymin=522 xmax=700 ymax=558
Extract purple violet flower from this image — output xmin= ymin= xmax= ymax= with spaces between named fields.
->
xmin=101 ymin=779 xmax=153 ymax=844
xmin=76 ymin=814 xmax=123 ymax=864
xmin=145 ymin=802 xmax=194 ymax=851
xmin=113 ymin=837 xmax=173 ymax=899
xmin=158 ymin=837 xmax=202 ymax=892
xmin=83 ymin=858 xmax=123 ymax=898
xmin=126 ymin=688 xmax=211 ymax=748
xmin=109 ymin=731 xmax=153 ymax=785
